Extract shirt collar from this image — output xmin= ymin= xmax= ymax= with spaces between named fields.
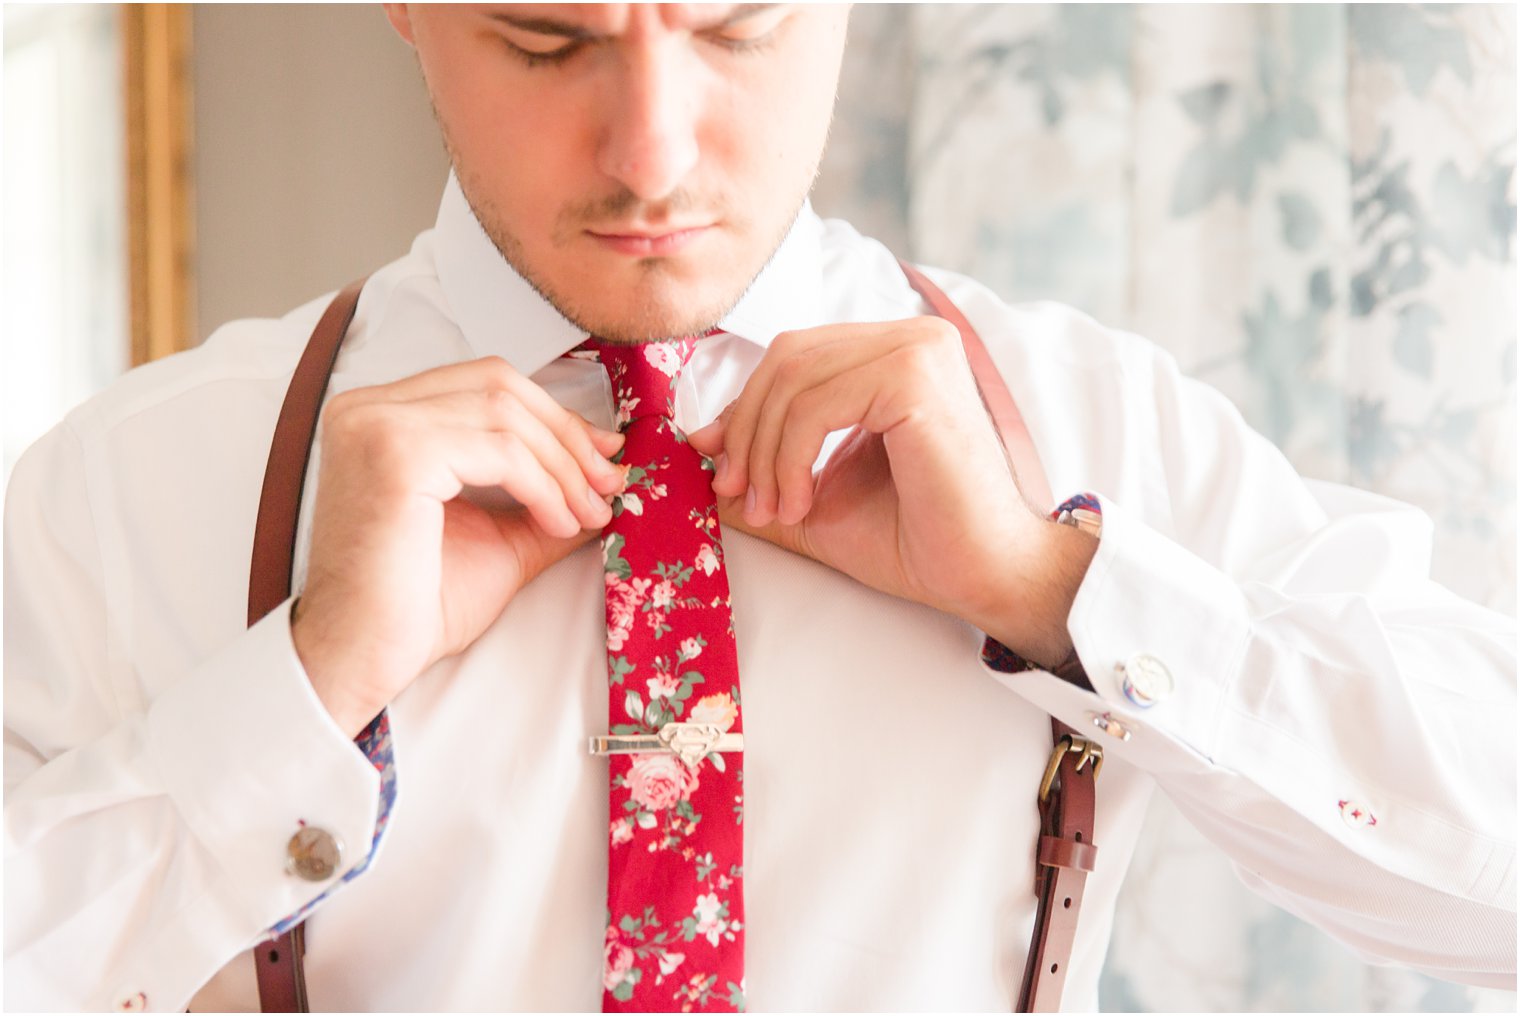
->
xmin=432 ymin=170 xmax=824 ymax=377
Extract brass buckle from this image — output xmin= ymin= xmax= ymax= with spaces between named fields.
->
xmin=1039 ymin=734 xmax=1103 ymax=804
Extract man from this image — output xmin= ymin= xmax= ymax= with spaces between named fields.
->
xmin=5 ymin=4 xmax=1515 ymax=1011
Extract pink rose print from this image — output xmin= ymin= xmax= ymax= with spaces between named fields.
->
xmin=693 ymin=893 xmax=725 ymax=946
xmin=651 ymin=579 xmax=676 ymax=610
xmin=606 ymin=574 xmax=651 ymax=652
xmin=615 ymin=395 xmax=641 ymax=428
xmin=657 ymin=950 xmax=685 ymax=979
xmin=647 ymin=670 xmax=680 ymax=700
xmin=610 ymin=818 xmax=634 ymax=847
xmin=603 ymin=926 xmax=635 ymax=991
xmin=644 ymin=343 xmax=683 ymax=378
xmin=694 ymin=544 xmax=720 ymax=576
xmin=628 ymin=755 xmax=700 ymax=812
xmin=679 ymin=637 xmax=703 ymax=661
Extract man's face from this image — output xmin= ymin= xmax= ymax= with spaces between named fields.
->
xmin=385 ymin=4 xmax=851 ymax=343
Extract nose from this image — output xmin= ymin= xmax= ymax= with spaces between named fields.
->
xmin=596 ymin=39 xmax=701 ymax=202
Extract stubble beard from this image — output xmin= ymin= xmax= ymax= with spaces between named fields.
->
xmin=444 ymin=138 xmax=808 ymax=345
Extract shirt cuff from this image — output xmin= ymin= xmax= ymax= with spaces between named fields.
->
xmin=145 ymin=597 xmax=397 ymax=938
xmin=981 ymin=491 xmax=1251 ymax=775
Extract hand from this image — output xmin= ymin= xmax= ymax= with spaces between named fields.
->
xmin=292 ymin=356 xmax=627 ymax=737
xmin=686 ymin=319 xmax=1096 ymax=667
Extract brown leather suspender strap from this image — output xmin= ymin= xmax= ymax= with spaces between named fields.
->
xmin=247 ymin=277 xmax=369 ymax=631
xmin=248 ymin=266 xmax=1097 ymax=1012
xmin=1023 ymin=721 xmax=1101 ymax=1012
xmin=898 ymin=260 xmax=1100 ymax=1013
xmin=248 ymin=276 xmax=368 ymax=1013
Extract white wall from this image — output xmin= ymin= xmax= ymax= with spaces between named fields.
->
xmin=191 ymin=4 xmax=450 ymax=342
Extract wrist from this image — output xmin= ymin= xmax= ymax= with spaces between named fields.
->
xmin=290 ymin=597 xmax=385 ymax=739
xmin=977 ymin=517 xmax=1098 ymax=671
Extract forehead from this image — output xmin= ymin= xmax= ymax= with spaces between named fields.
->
xmin=480 ymin=4 xmax=765 ymax=34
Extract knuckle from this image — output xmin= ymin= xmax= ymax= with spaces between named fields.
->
xmin=497 ymin=431 xmax=529 ymax=464
xmin=338 ymin=408 xmax=410 ymax=474
xmin=478 ymin=354 xmax=518 ymax=387
xmin=480 ymin=387 xmax=517 ymax=428
xmin=365 ymin=412 xmax=411 ymax=464
xmin=913 ymin=315 xmax=960 ymax=347
xmin=773 ymin=354 xmax=806 ymax=392
xmin=895 ymin=340 xmax=940 ymax=376
xmin=320 ymin=388 xmax=366 ymax=437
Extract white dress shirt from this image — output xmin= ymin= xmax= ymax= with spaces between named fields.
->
xmin=5 ymin=172 xmax=1515 ymax=1012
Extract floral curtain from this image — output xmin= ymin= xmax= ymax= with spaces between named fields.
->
xmin=813 ymin=5 xmax=1516 ymax=1011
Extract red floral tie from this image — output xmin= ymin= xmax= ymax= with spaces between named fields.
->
xmin=580 ymin=337 xmax=746 ymax=1013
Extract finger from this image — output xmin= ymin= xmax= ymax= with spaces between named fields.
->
xmin=744 ymin=336 xmax=910 ymax=526
xmin=715 ymin=328 xmax=847 ymax=502
xmin=713 ymin=492 xmax=813 ymax=562
xmin=686 ymin=412 xmax=726 ymax=455
xmin=687 ymin=403 xmax=735 ymax=485
xmin=771 ymin=380 xmax=873 ymax=525
xmin=434 ymin=426 xmax=590 ymax=539
xmin=395 ymin=388 xmax=626 ymax=505
xmin=443 ymin=394 xmax=618 ymax=530
xmin=495 ymin=509 xmax=602 ymax=596
xmin=718 ymin=328 xmax=859 ymax=504
xmin=335 ymin=355 xmax=626 ymax=470
xmin=585 ymin=421 xmax=627 ymax=461
xmin=353 ymin=400 xmax=592 ymax=540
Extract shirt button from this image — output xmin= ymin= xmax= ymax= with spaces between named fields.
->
xmin=1089 ymin=710 xmax=1132 ymax=741
xmin=116 ymin=991 xmax=147 ymax=1011
xmin=286 ymin=826 xmax=343 ymax=881
xmin=1117 ymin=652 xmax=1173 ymax=708
xmin=1339 ymin=799 xmax=1378 ymax=829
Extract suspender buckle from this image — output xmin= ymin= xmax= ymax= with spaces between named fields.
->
xmin=1039 ymin=733 xmax=1103 ymax=804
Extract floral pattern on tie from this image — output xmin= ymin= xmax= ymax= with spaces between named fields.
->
xmin=585 ymin=337 xmax=746 ymax=1013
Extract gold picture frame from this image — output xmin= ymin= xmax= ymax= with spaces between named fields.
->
xmin=122 ymin=3 xmax=195 ymax=367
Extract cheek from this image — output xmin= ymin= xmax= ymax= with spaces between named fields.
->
xmin=426 ymin=55 xmax=590 ymax=225
xmin=724 ymin=38 xmax=845 ymax=194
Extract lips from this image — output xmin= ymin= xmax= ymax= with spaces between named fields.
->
xmin=586 ymin=224 xmax=712 ymax=257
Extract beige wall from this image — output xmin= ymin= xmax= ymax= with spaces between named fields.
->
xmin=191 ymin=4 xmax=450 ymax=342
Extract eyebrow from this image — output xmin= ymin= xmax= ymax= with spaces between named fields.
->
xmin=483 ymin=4 xmax=778 ymax=39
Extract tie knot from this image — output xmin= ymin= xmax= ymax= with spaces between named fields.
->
xmin=579 ymin=337 xmax=700 ymax=429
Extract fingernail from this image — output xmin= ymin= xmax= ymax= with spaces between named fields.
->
xmin=744 ymin=486 xmax=756 ymax=515
xmin=714 ymin=452 xmax=729 ymax=483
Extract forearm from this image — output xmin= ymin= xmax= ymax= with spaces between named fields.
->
xmin=5 ymin=603 xmax=385 ymax=1011
xmin=984 ymin=490 xmax=1516 ymax=983
xmin=5 ymin=427 xmax=384 ymax=1009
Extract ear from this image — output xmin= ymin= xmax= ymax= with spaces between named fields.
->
xmin=382 ymin=3 xmax=416 ymax=47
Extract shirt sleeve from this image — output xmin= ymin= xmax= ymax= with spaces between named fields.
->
xmin=3 ymin=421 xmax=393 ymax=1012
xmin=981 ymin=344 xmax=1517 ymax=990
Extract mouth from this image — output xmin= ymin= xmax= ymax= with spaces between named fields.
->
xmin=585 ymin=224 xmax=713 ymax=257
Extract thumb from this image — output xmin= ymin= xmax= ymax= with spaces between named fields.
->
xmin=686 ymin=401 xmax=734 ymax=456
xmin=497 ymin=509 xmax=603 ymax=593
xmin=715 ymin=493 xmax=817 ymax=563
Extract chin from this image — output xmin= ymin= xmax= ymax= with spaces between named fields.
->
xmin=550 ymin=263 xmax=745 ymax=343
xmin=573 ymin=299 xmax=728 ymax=344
